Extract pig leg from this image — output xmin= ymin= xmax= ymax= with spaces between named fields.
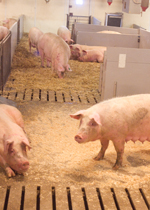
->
xmin=94 ymin=139 xmax=109 ymax=160
xmin=112 ymin=140 xmax=125 ymax=170
xmin=29 ymin=40 xmax=32 ymax=52
xmin=0 ymin=155 xmax=15 ymax=177
xmin=38 ymin=49 xmax=45 ymax=67
xmin=46 ymin=59 xmax=51 ymax=68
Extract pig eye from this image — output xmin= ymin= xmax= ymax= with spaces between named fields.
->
xmin=21 ymin=143 xmax=26 ymax=151
xmin=89 ymin=120 xmax=97 ymax=126
xmin=79 ymin=119 xmax=82 ymax=126
xmin=10 ymin=149 xmax=15 ymax=154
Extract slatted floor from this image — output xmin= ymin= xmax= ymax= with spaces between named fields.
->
xmin=1 ymin=186 xmax=150 ymax=210
xmin=0 ymin=89 xmax=101 ymax=104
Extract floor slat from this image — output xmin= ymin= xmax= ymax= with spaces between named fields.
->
xmin=128 ymin=188 xmax=148 ymax=210
xmin=70 ymin=92 xmax=79 ymax=103
xmin=100 ymin=187 xmax=117 ymax=210
xmin=41 ymin=90 xmax=47 ymax=101
xmin=85 ymin=187 xmax=101 ymax=210
xmin=113 ymin=187 xmax=132 ymax=210
xmin=48 ymin=90 xmax=55 ymax=102
xmin=23 ymin=185 xmax=37 ymax=210
xmin=8 ymin=92 xmax=16 ymax=101
xmin=40 ymin=185 xmax=52 ymax=210
xmin=55 ymin=186 xmax=69 ymax=210
xmin=56 ymin=91 xmax=63 ymax=103
xmin=7 ymin=186 xmax=22 ymax=210
xmin=63 ymin=91 xmax=72 ymax=103
xmin=71 ymin=187 xmax=85 ymax=210
xmin=0 ymin=187 xmax=6 ymax=210
xmin=25 ymin=89 xmax=32 ymax=101
xmin=32 ymin=89 xmax=39 ymax=101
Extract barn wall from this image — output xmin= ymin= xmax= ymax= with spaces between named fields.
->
xmin=93 ymin=0 xmax=150 ymax=30
xmin=0 ymin=0 xmax=68 ymax=34
xmin=0 ymin=0 xmax=150 ymax=34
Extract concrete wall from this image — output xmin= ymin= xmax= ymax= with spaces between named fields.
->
xmin=0 ymin=0 xmax=150 ymax=34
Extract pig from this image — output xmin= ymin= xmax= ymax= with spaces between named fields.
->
xmin=97 ymin=30 xmax=121 ymax=34
xmin=0 ymin=104 xmax=31 ymax=177
xmin=70 ymin=44 xmax=106 ymax=60
xmin=3 ymin=18 xmax=17 ymax=29
xmin=38 ymin=32 xmax=72 ymax=78
xmin=78 ymin=49 xmax=104 ymax=63
xmin=57 ymin=26 xmax=74 ymax=45
xmin=28 ymin=27 xmax=43 ymax=52
xmin=70 ymin=94 xmax=150 ymax=170
xmin=0 ymin=26 xmax=9 ymax=41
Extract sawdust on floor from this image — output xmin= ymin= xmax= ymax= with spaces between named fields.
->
xmin=0 ymin=101 xmax=150 ymax=189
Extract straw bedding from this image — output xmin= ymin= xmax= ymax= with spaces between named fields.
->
xmin=7 ymin=33 xmax=100 ymax=92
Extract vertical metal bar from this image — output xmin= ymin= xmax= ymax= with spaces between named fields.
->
xmin=0 ymin=46 xmax=3 ymax=91
xmin=113 ymin=81 xmax=117 ymax=97
xmin=34 ymin=0 xmax=37 ymax=27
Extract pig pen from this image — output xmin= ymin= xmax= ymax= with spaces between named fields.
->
xmin=73 ymin=23 xmax=150 ymax=100
xmin=72 ymin=22 xmax=139 ymax=44
xmin=0 ymin=15 xmax=24 ymax=90
xmin=0 ymin=34 xmax=150 ymax=210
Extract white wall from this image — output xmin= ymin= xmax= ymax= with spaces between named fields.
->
xmin=0 ymin=0 xmax=68 ymax=33
xmin=0 ymin=0 xmax=150 ymax=33
xmin=93 ymin=0 xmax=150 ymax=30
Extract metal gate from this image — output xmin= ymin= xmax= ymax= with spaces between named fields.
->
xmin=0 ymin=32 xmax=11 ymax=91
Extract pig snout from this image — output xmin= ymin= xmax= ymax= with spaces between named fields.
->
xmin=75 ymin=134 xmax=83 ymax=143
xmin=75 ymin=132 xmax=88 ymax=143
xmin=17 ymin=160 xmax=29 ymax=173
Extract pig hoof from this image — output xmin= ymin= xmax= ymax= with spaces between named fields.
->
xmin=112 ymin=164 xmax=120 ymax=170
xmin=5 ymin=167 xmax=16 ymax=177
xmin=94 ymin=156 xmax=103 ymax=161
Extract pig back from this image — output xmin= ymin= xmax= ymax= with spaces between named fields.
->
xmin=57 ymin=26 xmax=71 ymax=40
xmin=92 ymin=94 xmax=150 ymax=140
xmin=0 ymin=26 xmax=9 ymax=41
xmin=29 ymin=27 xmax=43 ymax=47
xmin=51 ymin=35 xmax=71 ymax=65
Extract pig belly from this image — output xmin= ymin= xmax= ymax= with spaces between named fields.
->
xmin=125 ymin=120 xmax=150 ymax=143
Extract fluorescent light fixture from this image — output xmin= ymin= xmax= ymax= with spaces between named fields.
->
xmin=76 ymin=0 xmax=83 ymax=5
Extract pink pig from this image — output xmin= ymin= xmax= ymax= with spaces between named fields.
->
xmin=38 ymin=32 xmax=72 ymax=78
xmin=70 ymin=44 xmax=106 ymax=60
xmin=0 ymin=26 xmax=9 ymax=41
xmin=78 ymin=49 xmax=104 ymax=63
xmin=0 ymin=104 xmax=31 ymax=177
xmin=70 ymin=94 xmax=150 ymax=170
xmin=57 ymin=26 xmax=74 ymax=45
xmin=3 ymin=18 xmax=17 ymax=29
xmin=97 ymin=30 xmax=121 ymax=34
xmin=28 ymin=27 xmax=43 ymax=52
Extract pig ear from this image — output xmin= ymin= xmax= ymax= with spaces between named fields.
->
xmin=90 ymin=113 xmax=101 ymax=125
xmin=75 ymin=47 xmax=80 ymax=52
xmin=4 ymin=139 xmax=14 ymax=154
xmin=70 ymin=110 xmax=85 ymax=120
xmin=66 ymin=64 xmax=72 ymax=72
xmin=22 ymin=138 xmax=31 ymax=150
xmin=82 ymin=50 xmax=87 ymax=56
